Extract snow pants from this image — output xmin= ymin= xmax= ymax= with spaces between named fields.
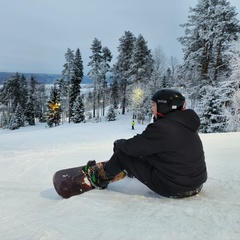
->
xmin=104 ymin=148 xmax=172 ymax=197
xmin=104 ymin=142 xmax=202 ymax=198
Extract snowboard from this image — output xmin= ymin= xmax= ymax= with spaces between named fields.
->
xmin=53 ymin=162 xmax=126 ymax=199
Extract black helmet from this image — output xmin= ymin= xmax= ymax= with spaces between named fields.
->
xmin=151 ymin=88 xmax=186 ymax=117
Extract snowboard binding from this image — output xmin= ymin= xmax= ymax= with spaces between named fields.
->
xmin=84 ymin=160 xmax=114 ymax=189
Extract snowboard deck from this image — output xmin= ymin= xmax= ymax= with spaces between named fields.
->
xmin=53 ymin=162 xmax=126 ymax=199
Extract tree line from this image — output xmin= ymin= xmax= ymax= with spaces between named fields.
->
xmin=0 ymin=0 xmax=240 ymax=132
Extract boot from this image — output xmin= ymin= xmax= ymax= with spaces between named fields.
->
xmin=84 ymin=160 xmax=114 ymax=189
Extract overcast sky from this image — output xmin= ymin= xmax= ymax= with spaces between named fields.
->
xmin=1 ymin=0 xmax=240 ymax=75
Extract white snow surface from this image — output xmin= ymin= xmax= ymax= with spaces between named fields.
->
xmin=0 ymin=112 xmax=240 ymax=240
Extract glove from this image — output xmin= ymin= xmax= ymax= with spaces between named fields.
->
xmin=113 ymin=139 xmax=126 ymax=152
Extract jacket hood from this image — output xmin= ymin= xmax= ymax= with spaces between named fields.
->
xmin=163 ymin=109 xmax=200 ymax=132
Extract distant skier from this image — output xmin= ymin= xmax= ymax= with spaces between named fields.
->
xmin=85 ymin=89 xmax=207 ymax=198
xmin=132 ymin=120 xmax=135 ymax=130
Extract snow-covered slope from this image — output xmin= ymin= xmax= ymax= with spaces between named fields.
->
xmin=0 ymin=113 xmax=239 ymax=240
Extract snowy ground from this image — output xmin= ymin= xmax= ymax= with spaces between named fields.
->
xmin=0 ymin=112 xmax=240 ymax=240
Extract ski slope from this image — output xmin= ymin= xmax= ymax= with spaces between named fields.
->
xmin=0 ymin=112 xmax=240 ymax=240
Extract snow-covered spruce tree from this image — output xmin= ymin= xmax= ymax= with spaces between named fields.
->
xmin=88 ymin=38 xmax=103 ymax=118
xmin=55 ymin=78 xmax=68 ymax=122
xmin=9 ymin=115 xmax=18 ymax=130
xmin=165 ymin=68 xmax=174 ymax=88
xmin=25 ymin=75 xmax=37 ymax=125
xmin=69 ymin=48 xmax=84 ymax=120
xmin=101 ymin=46 xmax=112 ymax=116
xmin=46 ymin=85 xmax=62 ymax=127
xmin=15 ymin=74 xmax=28 ymax=112
xmin=87 ymin=42 xmax=112 ymax=119
xmin=11 ymin=103 xmax=25 ymax=130
xmin=25 ymin=96 xmax=35 ymax=125
xmin=71 ymin=95 xmax=85 ymax=123
xmin=161 ymin=76 xmax=167 ymax=88
xmin=106 ymin=105 xmax=117 ymax=121
xmin=128 ymin=34 xmax=154 ymax=86
xmin=198 ymin=83 xmax=228 ymax=133
xmin=113 ymin=31 xmax=136 ymax=114
xmin=222 ymin=40 xmax=240 ymax=131
xmin=0 ymin=73 xmax=28 ymax=128
xmin=0 ymin=112 xmax=8 ymax=129
xmin=230 ymin=89 xmax=240 ymax=131
xmin=110 ymin=77 xmax=120 ymax=109
xmin=216 ymin=80 xmax=240 ymax=132
xmin=62 ymin=48 xmax=75 ymax=123
xmin=19 ymin=74 xmax=28 ymax=112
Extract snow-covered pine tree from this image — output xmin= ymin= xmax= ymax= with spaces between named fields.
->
xmin=106 ymin=105 xmax=117 ymax=121
xmin=161 ymin=76 xmax=167 ymax=88
xmin=62 ymin=48 xmax=75 ymax=123
xmin=0 ymin=112 xmax=8 ymax=129
xmin=222 ymin=39 xmax=240 ymax=131
xmin=0 ymin=73 xmax=28 ymax=128
xmin=13 ymin=103 xmax=25 ymax=129
xmin=25 ymin=75 xmax=38 ymax=126
xmin=25 ymin=96 xmax=35 ymax=125
xmin=101 ymin=46 xmax=112 ymax=116
xmin=9 ymin=116 xmax=18 ymax=130
xmin=55 ymin=78 xmax=68 ymax=122
xmin=71 ymin=95 xmax=85 ymax=123
xmin=216 ymin=80 xmax=240 ymax=132
xmin=110 ymin=77 xmax=119 ymax=109
xmin=47 ymin=85 xmax=62 ymax=127
xmin=88 ymin=38 xmax=103 ymax=118
xmin=199 ymin=84 xmax=227 ymax=133
xmin=129 ymin=34 xmax=154 ymax=86
xmin=165 ymin=68 xmax=173 ymax=88
xmin=55 ymin=78 xmax=68 ymax=97
xmin=230 ymin=89 xmax=240 ymax=131
xmin=70 ymin=48 xmax=84 ymax=120
xmin=19 ymin=74 xmax=28 ymax=112
xmin=113 ymin=31 xmax=136 ymax=114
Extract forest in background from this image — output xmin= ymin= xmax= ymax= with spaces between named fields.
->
xmin=0 ymin=0 xmax=240 ymax=133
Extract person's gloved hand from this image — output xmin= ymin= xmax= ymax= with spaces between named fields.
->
xmin=113 ymin=139 xmax=126 ymax=152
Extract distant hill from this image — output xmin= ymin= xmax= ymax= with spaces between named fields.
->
xmin=0 ymin=72 xmax=93 ymax=85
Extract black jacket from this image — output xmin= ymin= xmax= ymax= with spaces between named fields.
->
xmin=118 ymin=109 xmax=207 ymax=195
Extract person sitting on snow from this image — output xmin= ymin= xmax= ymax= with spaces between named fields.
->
xmin=84 ymin=88 xmax=207 ymax=198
